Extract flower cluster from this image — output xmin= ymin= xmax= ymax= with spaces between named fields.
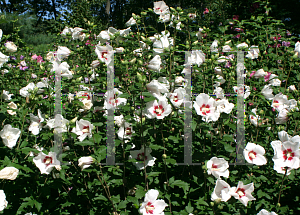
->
xmin=0 ymin=0 xmax=299 ymax=213
xmin=211 ymin=179 xmax=256 ymax=207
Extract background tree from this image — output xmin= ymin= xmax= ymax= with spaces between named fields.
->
xmin=0 ymin=0 xmax=299 ymax=56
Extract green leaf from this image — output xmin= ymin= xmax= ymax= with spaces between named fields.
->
xmin=34 ymin=200 xmax=42 ymax=211
xmin=227 ymin=123 xmax=236 ymax=130
xmin=165 ymin=158 xmax=177 ymax=165
xmin=258 ymin=175 xmax=268 ymax=182
xmin=195 ymin=197 xmax=209 ymax=207
xmin=93 ymin=133 xmax=101 ymax=144
xmin=135 ymin=185 xmax=146 ymax=199
xmin=94 ymin=195 xmax=108 ymax=201
xmin=169 ymin=179 xmax=189 ymax=195
xmin=257 ymin=190 xmax=264 ymax=198
xmin=20 ymin=147 xmax=39 ymax=155
xmin=207 ymin=177 xmax=215 ymax=184
xmin=20 ymin=141 xmax=28 ymax=148
xmin=169 ymin=176 xmax=175 ymax=185
xmin=149 ymin=144 xmax=166 ymax=151
xmin=192 ymin=120 xmax=197 ymax=131
xmin=93 ymin=122 xmax=103 ymax=126
xmin=144 ymin=95 xmax=156 ymax=102
xmin=147 ymin=172 xmax=161 ymax=177
xmin=168 ymin=136 xmax=179 ymax=143
xmin=61 ymin=202 xmax=75 ymax=208
xmin=10 ymin=163 xmax=33 ymax=173
xmin=127 ymin=196 xmax=139 ymax=206
xmin=74 ymin=140 xmax=94 ymax=146
xmin=224 ymin=143 xmax=235 ymax=153
xmin=222 ymin=134 xmax=234 ymax=142
xmin=118 ymin=200 xmax=128 ymax=209
xmin=185 ymin=201 xmax=194 ymax=213
xmin=108 ymin=179 xmax=123 ymax=186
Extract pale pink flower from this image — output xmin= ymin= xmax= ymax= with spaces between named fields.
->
xmin=211 ymin=179 xmax=232 ymax=202
xmin=139 ymin=189 xmax=168 ymax=215
xmin=129 ymin=146 xmax=156 ymax=170
xmin=33 ymin=151 xmax=60 ymax=175
xmin=71 ymin=119 xmax=93 ymax=142
xmin=243 ymin=142 xmax=267 ymax=165
xmin=193 ymin=93 xmax=220 ymax=122
xmin=153 ymin=1 xmax=169 ymax=15
xmin=145 ymin=96 xmax=172 ymax=119
xmin=230 ymin=181 xmax=256 ymax=207
xmin=257 ymin=209 xmax=278 ymax=215
xmin=207 ymin=157 xmax=229 ymax=179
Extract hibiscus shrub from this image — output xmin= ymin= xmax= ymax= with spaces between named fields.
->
xmin=0 ymin=0 xmax=300 ymax=214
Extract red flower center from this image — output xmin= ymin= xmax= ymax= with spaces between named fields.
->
xmin=211 ymin=164 xmax=219 ymax=170
xmin=145 ymin=202 xmax=155 ymax=214
xmin=43 ymin=156 xmax=53 ymax=167
xmin=248 ymin=151 xmax=257 ymax=160
xmin=109 ymin=95 xmax=118 ymax=106
xmin=273 ymin=100 xmax=280 ymax=107
xmin=101 ymin=51 xmax=108 ymax=59
xmin=125 ymin=127 xmax=132 ymax=135
xmin=236 ymin=188 xmax=245 ymax=198
xmin=83 ymin=93 xmax=91 ymax=100
xmin=283 ymin=148 xmax=294 ymax=161
xmin=154 ymin=105 xmax=164 ymax=116
xmin=137 ymin=152 xmax=147 ymax=161
xmin=200 ymin=104 xmax=211 ymax=115
xmin=173 ymin=95 xmax=178 ymax=102
xmin=82 ymin=126 xmax=89 ymax=133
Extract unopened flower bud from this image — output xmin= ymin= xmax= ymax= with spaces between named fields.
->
xmin=115 ymin=47 xmax=124 ymax=53
xmin=214 ymin=128 xmax=219 ymax=134
xmin=162 ymin=154 xmax=167 ymax=159
xmin=78 ymin=156 xmax=94 ymax=170
xmin=121 ymin=60 xmax=128 ymax=64
xmin=138 ymin=60 xmax=143 ymax=65
xmin=292 ymin=52 xmax=299 ymax=59
xmin=288 ymin=85 xmax=296 ymax=91
xmin=70 ymin=117 xmax=78 ymax=124
xmin=55 ymin=165 xmax=62 ymax=171
xmin=76 ymin=77 xmax=82 ymax=82
xmin=130 ymin=58 xmax=137 ymax=64
xmin=215 ymin=198 xmax=221 ymax=205
xmin=210 ymin=202 xmax=214 ymax=207
xmin=170 ymin=7 xmax=176 ymax=12
xmin=137 ymin=72 xmax=143 ymax=82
